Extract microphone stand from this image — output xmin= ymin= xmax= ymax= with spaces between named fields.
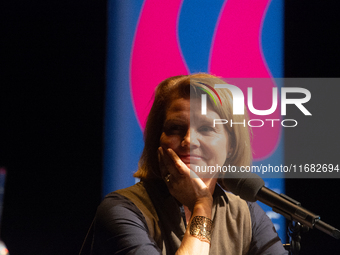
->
xmin=259 ymin=191 xmax=340 ymax=255
xmin=280 ymin=193 xmax=309 ymax=255
xmin=222 ymin=172 xmax=340 ymax=253
xmin=284 ymin=220 xmax=309 ymax=255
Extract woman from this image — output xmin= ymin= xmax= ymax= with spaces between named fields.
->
xmin=80 ymin=73 xmax=288 ymax=254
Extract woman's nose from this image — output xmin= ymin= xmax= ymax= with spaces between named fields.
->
xmin=181 ymin=129 xmax=199 ymax=148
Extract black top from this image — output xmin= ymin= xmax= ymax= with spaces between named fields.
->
xmin=80 ymin=183 xmax=288 ymax=255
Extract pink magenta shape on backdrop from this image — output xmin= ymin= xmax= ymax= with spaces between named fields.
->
xmin=209 ymin=0 xmax=281 ymax=159
xmin=130 ymin=0 xmax=189 ymax=129
xmin=130 ymin=0 xmax=280 ymax=160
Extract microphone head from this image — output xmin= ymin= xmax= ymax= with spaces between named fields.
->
xmin=221 ymin=171 xmax=265 ymax=202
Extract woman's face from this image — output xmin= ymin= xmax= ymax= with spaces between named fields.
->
xmin=160 ymin=97 xmax=231 ymax=178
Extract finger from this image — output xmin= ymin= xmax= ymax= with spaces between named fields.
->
xmin=159 ymin=147 xmax=179 ymax=180
xmin=157 ymin=146 xmax=161 ymax=163
xmin=159 ymin=147 xmax=180 ymax=177
xmin=158 ymin=147 xmax=168 ymax=177
xmin=166 ymin=148 xmax=189 ymax=175
xmin=189 ymin=168 xmax=199 ymax=179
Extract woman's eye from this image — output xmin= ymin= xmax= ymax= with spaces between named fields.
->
xmin=199 ymin=126 xmax=214 ymax=133
xmin=164 ymin=124 xmax=186 ymax=135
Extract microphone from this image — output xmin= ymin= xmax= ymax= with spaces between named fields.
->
xmin=221 ymin=172 xmax=340 ymax=239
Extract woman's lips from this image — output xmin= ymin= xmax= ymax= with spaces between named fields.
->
xmin=179 ymin=155 xmax=202 ymax=164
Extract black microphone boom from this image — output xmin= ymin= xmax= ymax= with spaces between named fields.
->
xmin=222 ymin=172 xmax=340 ymax=239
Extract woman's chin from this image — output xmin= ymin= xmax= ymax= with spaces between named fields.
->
xmin=189 ymin=164 xmax=217 ymax=179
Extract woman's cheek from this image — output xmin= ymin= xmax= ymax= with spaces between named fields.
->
xmin=160 ymin=132 xmax=181 ymax=150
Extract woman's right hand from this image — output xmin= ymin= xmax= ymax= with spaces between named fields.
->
xmin=158 ymin=147 xmax=213 ymax=212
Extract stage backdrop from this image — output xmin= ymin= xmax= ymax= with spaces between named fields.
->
xmin=104 ymin=0 xmax=285 ymax=240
